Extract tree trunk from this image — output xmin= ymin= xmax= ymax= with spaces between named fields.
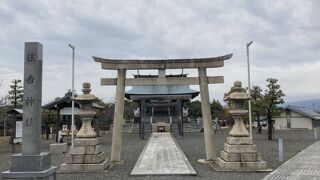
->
xmin=267 ymin=110 xmax=273 ymax=140
xmin=257 ymin=112 xmax=262 ymax=134
xmin=14 ymin=81 xmax=17 ymax=108
xmin=46 ymin=127 xmax=49 ymax=140
xmin=11 ymin=113 xmax=16 ymax=153
xmin=55 ymin=109 xmax=60 ymax=143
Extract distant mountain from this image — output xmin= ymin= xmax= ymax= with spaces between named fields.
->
xmin=282 ymin=98 xmax=320 ymax=111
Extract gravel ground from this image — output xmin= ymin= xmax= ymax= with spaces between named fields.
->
xmin=0 ymin=129 xmax=316 ymax=180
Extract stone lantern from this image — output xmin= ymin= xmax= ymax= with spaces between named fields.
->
xmin=74 ymin=82 xmax=97 ymax=138
xmin=216 ymin=81 xmax=267 ymax=171
xmin=227 ymin=80 xmax=250 ymax=137
xmin=60 ymin=83 xmax=109 ymax=172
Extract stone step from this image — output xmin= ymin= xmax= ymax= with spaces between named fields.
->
xmin=220 ymin=151 xmax=261 ymax=162
xmin=129 ymin=123 xmax=140 ymax=134
xmin=74 ymin=138 xmax=102 ymax=147
xmin=145 ymin=124 xmax=152 ymax=132
xmin=60 ymin=159 xmax=109 ymax=172
xmin=170 ymin=124 xmax=179 ymax=134
xmin=70 ymin=144 xmax=103 ymax=155
xmin=129 ymin=123 xmax=203 ymax=133
xmin=216 ymin=157 xmax=267 ymax=170
xmin=65 ymin=152 xmax=106 ymax=164
xmin=152 ymin=123 xmax=171 ymax=132
xmin=224 ymin=143 xmax=257 ymax=153
xmin=227 ymin=137 xmax=253 ymax=145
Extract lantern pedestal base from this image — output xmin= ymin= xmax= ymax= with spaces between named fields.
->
xmin=216 ymin=158 xmax=267 ymax=171
xmin=216 ymin=136 xmax=268 ymax=171
xmin=60 ymin=137 xmax=109 ymax=172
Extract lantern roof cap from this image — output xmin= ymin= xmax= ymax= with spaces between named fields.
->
xmin=227 ymin=81 xmax=250 ymax=100
xmin=74 ymin=82 xmax=98 ymax=102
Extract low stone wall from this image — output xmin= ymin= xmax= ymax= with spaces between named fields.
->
xmin=126 ymin=122 xmax=203 ymax=134
xmin=0 ymin=136 xmax=10 ymax=145
xmin=0 ymin=130 xmax=10 ymax=137
xmin=183 ymin=123 xmax=203 ymax=133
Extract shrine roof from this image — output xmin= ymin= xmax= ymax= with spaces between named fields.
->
xmin=125 ymin=85 xmax=199 ymax=100
xmin=6 ymin=109 xmax=23 ymax=114
xmin=43 ymin=91 xmax=103 ymax=110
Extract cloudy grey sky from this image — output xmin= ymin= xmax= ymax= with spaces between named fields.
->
xmin=0 ymin=0 xmax=319 ymax=105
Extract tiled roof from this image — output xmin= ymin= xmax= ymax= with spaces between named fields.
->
xmin=286 ymin=106 xmax=320 ymax=120
xmin=125 ymin=85 xmax=199 ymax=99
xmin=43 ymin=91 xmax=103 ymax=110
xmin=6 ymin=109 xmax=23 ymax=114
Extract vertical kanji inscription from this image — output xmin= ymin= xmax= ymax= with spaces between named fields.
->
xmin=22 ymin=42 xmax=43 ymax=155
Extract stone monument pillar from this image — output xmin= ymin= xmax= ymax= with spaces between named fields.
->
xmin=2 ymin=42 xmax=56 ymax=179
xmin=60 ymin=83 xmax=109 ymax=172
xmin=216 ymin=81 xmax=267 ymax=171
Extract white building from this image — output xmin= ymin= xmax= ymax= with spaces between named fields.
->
xmin=274 ymin=106 xmax=320 ymax=130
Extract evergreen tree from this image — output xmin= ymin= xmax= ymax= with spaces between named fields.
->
xmin=187 ymin=100 xmax=202 ymax=118
xmin=124 ymin=99 xmax=138 ymax=121
xmin=263 ymin=78 xmax=285 ymax=140
xmin=210 ymin=99 xmax=224 ymax=120
xmin=8 ymin=79 xmax=23 ymax=108
xmin=250 ymin=86 xmax=264 ymax=133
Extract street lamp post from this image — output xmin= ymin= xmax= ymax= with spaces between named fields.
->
xmin=246 ymin=41 xmax=253 ymax=139
xmin=3 ymin=118 xmax=6 ymax=137
xmin=68 ymin=44 xmax=75 ymax=147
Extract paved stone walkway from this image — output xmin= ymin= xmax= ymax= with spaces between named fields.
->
xmin=263 ymin=141 xmax=320 ymax=180
xmin=131 ymin=132 xmax=196 ymax=175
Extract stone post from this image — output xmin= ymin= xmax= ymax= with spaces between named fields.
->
xmin=139 ymin=101 xmax=142 ymax=139
xmin=11 ymin=113 xmax=16 ymax=153
xmin=22 ymin=43 xmax=43 ymax=155
xmin=151 ymin=106 xmax=154 ymax=123
xmin=111 ymin=69 xmax=126 ymax=162
xmin=177 ymin=100 xmax=182 ymax=137
xmin=198 ymin=67 xmax=216 ymax=161
xmin=2 ymin=42 xmax=56 ymax=180
xmin=140 ymin=100 xmax=145 ymax=140
xmin=177 ymin=100 xmax=180 ymax=136
xmin=55 ymin=108 xmax=60 ymax=143
xmin=181 ymin=101 xmax=184 ymax=136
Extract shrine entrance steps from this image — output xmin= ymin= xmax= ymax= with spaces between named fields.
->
xmin=131 ymin=132 xmax=196 ymax=175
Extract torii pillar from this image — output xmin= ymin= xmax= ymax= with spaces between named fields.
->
xmin=198 ymin=67 xmax=216 ymax=160
xmin=111 ymin=69 xmax=126 ymax=162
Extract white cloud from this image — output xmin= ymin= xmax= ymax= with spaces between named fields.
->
xmin=0 ymin=0 xmax=319 ymax=104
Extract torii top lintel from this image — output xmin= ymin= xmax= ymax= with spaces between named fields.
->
xmin=93 ymin=53 xmax=233 ymax=70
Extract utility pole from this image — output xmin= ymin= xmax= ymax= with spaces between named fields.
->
xmin=247 ymin=41 xmax=253 ymax=139
xmin=68 ymin=44 xmax=75 ymax=147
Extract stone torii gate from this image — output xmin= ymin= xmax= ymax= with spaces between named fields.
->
xmin=94 ymin=54 xmax=233 ymax=163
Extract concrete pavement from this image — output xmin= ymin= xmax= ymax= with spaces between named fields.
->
xmin=263 ymin=141 xmax=320 ymax=180
xmin=131 ymin=132 xmax=196 ymax=175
